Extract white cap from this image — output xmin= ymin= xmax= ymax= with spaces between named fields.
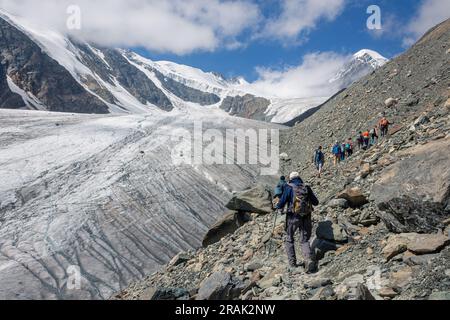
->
xmin=289 ymin=172 xmax=300 ymax=181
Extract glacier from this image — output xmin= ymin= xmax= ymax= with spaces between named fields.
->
xmin=0 ymin=108 xmax=283 ymax=299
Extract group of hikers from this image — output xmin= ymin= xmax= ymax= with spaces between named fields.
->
xmin=313 ymin=115 xmax=391 ymax=177
xmin=270 ymin=115 xmax=391 ymax=273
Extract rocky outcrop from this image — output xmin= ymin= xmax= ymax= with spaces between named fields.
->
xmin=0 ymin=17 xmax=110 ymax=114
xmin=101 ymin=49 xmax=173 ymax=111
xmin=337 ymin=187 xmax=369 ymax=208
xmin=225 ymin=185 xmax=273 ymax=215
xmin=152 ymin=68 xmax=220 ymax=106
xmin=371 ymin=138 xmax=450 ymax=233
xmin=196 ymin=271 xmax=245 ymax=300
xmin=220 ymin=95 xmax=271 ymax=121
xmin=382 ymin=233 xmax=450 ymax=261
xmin=202 ymin=211 xmax=252 ymax=248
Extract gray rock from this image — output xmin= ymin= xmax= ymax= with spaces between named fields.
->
xmin=202 ymin=211 xmax=251 ymax=248
xmin=404 ymin=253 xmax=440 ymax=266
xmin=309 ymin=285 xmax=335 ymax=300
xmin=139 ymin=287 xmax=190 ymax=300
xmin=371 ymin=138 xmax=450 ymax=233
xmin=168 ymin=252 xmax=191 ymax=268
xmin=196 ymin=271 xmax=243 ymax=300
xmin=429 ymin=291 xmax=450 ymax=300
xmin=226 ymin=185 xmax=273 ymax=215
xmin=316 ymin=221 xmax=349 ymax=243
xmin=327 ymin=199 xmax=349 ymax=209
xmin=337 ymin=187 xmax=369 ymax=208
xmin=220 ymin=94 xmax=271 ymax=122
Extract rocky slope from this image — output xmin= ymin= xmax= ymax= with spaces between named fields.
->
xmin=114 ymin=19 xmax=450 ymax=301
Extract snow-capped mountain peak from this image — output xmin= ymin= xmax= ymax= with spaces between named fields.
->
xmin=329 ymin=49 xmax=389 ymax=88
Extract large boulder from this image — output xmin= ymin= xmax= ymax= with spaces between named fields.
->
xmin=371 ymin=138 xmax=450 ymax=233
xmin=316 ymin=221 xmax=349 ymax=243
xmin=384 ymin=98 xmax=398 ymax=108
xmin=196 ymin=271 xmax=243 ymax=300
xmin=335 ymin=274 xmax=375 ymax=300
xmin=226 ymin=185 xmax=273 ymax=214
xmin=337 ymin=187 xmax=369 ymax=208
xmin=382 ymin=233 xmax=449 ymax=261
xmin=202 ymin=211 xmax=251 ymax=248
xmin=139 ymin=287 xmax=190 ymax=300
xmin=407 ymin=233 xmax=449 ymax=254
xmin=167 ymin=252 xmax=191 ymax=269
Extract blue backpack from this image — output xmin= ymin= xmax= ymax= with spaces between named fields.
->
xmin=332 ymin=145 xmax=340 ymax=155
xmin=315 ymin=150 xmax=324 ymax=163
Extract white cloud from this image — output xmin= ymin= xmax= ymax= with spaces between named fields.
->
xmin=246 ymin=52 xmax=350 ymax=99
xmin=406 ymin=0 xmax=450 ymax=37
xmin=0 ymin=0 xmax=260 ymax=55
xmin=403 ymin=0 xmax=450 ymax=46
xmin=261 ymin=0 xmax=346 ymax=41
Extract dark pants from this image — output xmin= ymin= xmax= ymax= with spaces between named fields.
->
xmin=285 ymin=213 xmax=313 ymax=266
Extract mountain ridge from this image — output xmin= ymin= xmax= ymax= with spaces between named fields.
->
xmin=0 ymin=9 xmax=387 ymax=123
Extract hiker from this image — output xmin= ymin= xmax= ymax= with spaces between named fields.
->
xmin=379 ymin=116 xmax=390 ymax=137
xmin=332 ymin=142 xmax=341 ymax=166
xmin=356 ymin=132 xmax=364 ymax=150
xmin=362 ymin=130 xmax=370 ymax=150
xmin=273 ymin=176 xmax=287 ymax=208
xmin=276 ymin=172 xmax=319 ymax=273
xmin=370 ymin=126 xmax=379 ymax=146
xmin=340 ymin=143 xmax=346 ymax=161
xmin=313 ymin=146 xmax=325 ymax=178
xmin=346 ymin=138 xmax=353 ymax=157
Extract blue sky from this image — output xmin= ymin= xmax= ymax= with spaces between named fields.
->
xmin=133 ymin=0 xmax=438 ymax=81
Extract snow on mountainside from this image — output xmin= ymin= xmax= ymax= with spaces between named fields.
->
xmin=330 ymin=49 xmax=389 ymax=88
xmin=0 ymin=9 xmax=388 ymax=124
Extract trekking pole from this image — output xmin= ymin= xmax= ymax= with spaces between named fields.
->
xmin=267 ymin=199 xmax=279 ymax=258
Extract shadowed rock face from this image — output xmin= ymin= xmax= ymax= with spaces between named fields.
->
xmin=0 ymin=62 xmax=26 ymax=109
xmin=371 ymin=138 xmax=450 ymax=233
xmin=100 ymin=49 xmax=174 ymax=111
xmin=0 ymin=17 xmax=109 ymax=114
xmin=220 ymin=95 xmax=271 ymax=121
xmin=152 ymin=68 xmax=221 ymax=106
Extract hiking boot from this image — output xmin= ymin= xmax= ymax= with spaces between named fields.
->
xmin=305 ymin=260 xmax=318 ymax=274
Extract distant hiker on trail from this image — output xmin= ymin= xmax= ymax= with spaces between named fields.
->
xmin=379 ymin=116 xmax=390 ymax=137
xmin=346 ymin=138 xmax=353 ymax=157
xmin=340 ymin=143 xmax=346 ymax=161
xmin=276 ymin=172 xmax=319 ymax=273
xmin=273 ymin=176 xmax=287 ymax=207
xmin=332 ymin=142 xmax=341 ymax=166
xmin=313 ymin=146 xmax=325 ymax=178
xmin=362 ymin=130 xmax=370 ymax=150
xmin=370 ymin=127 xmax=379 ymax=146
xmin=357 ymin=132 xmax=364 ymax=150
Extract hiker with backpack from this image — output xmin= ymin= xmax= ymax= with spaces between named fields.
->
xmin=370 ymin=126 xmax=379 ymax=146
xmin=332 ymin=141 xmax=341 ymax=166
xmin=276 ymin=172 xmax=319 ymax=273
xmin=379 ymin=116 xmax=390 ymax=137
xmin=362 ymin=130 xmax=370 ymax=150
xmin=346 ymin=138 xmax=354 ymax=157
xmin=356 ymin=132 xmax=364 ymax=150
xmin=340 ymin=143 xmax=346 ymax=161
xmin=313 ymin=146 xmax=325 ymax=178
xmin=273 ymin=176 xmax=287 ymax=208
